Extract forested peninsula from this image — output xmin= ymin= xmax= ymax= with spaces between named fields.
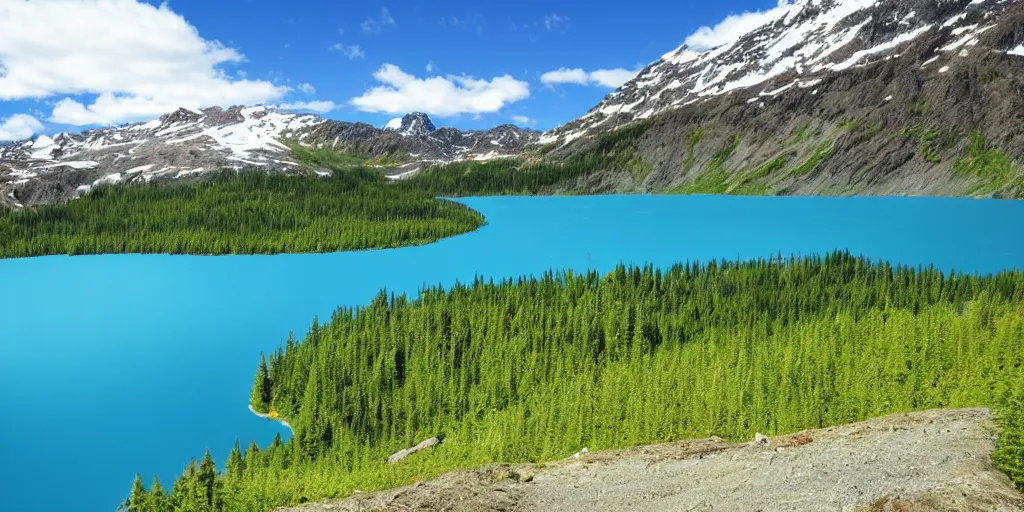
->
xmin=123 ymin=252 xmax=1024 ymax=511
xmin=0 ymin=169 xmax=483 ymax=258
xmin=0 ymin=135 xmax=645 ymax=259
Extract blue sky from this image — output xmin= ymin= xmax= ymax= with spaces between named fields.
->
xmin=0 ymin=0 xmax=778 ymax=140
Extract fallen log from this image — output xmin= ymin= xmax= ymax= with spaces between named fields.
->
xmin=387 ymin=437 xmax=439 ymax=464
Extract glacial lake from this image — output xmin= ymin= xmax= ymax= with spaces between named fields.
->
xmin=2 ymin=195 xmax=1024 ymax=512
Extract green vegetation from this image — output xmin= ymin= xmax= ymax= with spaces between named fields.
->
xmin=787 ymin=122 xmax=816 ymax=145
xmin=863 ymin=122 xmax=884 ymax=138
xmin=127 ymin=253 xmax=1024 ymax=510
xmin=909 ymin=101 xmax=932 ymax=115
xmin=671 ymin=170 xmax=729 ymax=194
xmin=671 ymin=135 xmax=740 ymax=195
xmin=286 ymin=141 xmax=405 ymax=170
xmin=1005 ymin=176 xmax=1024 ymax=200
xmin=683 ymin=128 xmax=704 ymax=174
xmin=402 ymin=122 xmax=654 ymax=195
xmin=898 ymin=125 xmax=949 ymax=163
xmin=727 ymin=181 xmax=772 ymax=196
xmin=789 ymin=140 xmax=835 ymax=177
xmin=0 ymin=170 xmax=483 ymax=258
xmin=745 ymin=154 xmax=789 ymax=181
xmin=535 ymin=141 xmax=559 ymax=156
xmin=955 ymin=131 xmax=1018 ymax=196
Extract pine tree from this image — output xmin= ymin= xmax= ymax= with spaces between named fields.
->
xmin=250 ymin=353 xmax=271 ymax=413
xmin=198 ymin=448 xmax=217 ymax=508
xmin=148 ymin=475 xmax=166 ymax=512
xmin=225 ymin=439 xmax=245 ymax=480
xmin=128 ymin=474 xmax=147 ymax=512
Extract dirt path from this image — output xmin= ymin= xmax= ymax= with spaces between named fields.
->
xmin=281 ymin=409 xmax=1024 ymax=511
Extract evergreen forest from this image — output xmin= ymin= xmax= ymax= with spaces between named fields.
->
xmin=122 ymin=252 xmax=1024 ymax=511
xmin=0 ymin=169 xmax=483 ymax=258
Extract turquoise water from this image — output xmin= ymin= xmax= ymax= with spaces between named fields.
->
xmin=2 ymin=195 xmax=1024 ymax=512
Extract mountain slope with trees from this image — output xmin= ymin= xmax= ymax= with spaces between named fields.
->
xmin=122 ymin=252 xmax=1024 ymax=511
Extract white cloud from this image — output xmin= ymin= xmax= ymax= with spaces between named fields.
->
xmin=426 ymin=61 xmax=436 ymax=73
xmin=684 ymin=1 xmax=793 ymax=51
xmin=540 ymin=68 xmax=590 ymax=86
xmin=540 ymin=67 xmax=640 ymax=88
xmin=588 ymin=68 xmax=641 ymax=88
xmin=276 ymin=101 xmax=337 ymax=113
xmin=362 ymin=7 xmax=397 ymax=34
xmin=0 ymin=0 xmax=289 ymax=126
xmin=511 ymin=115 xmax=536 ymax=127
xmin=329 ymin=43 xmax=365 ymax=59
xmin=0 ymin=114 xmax=45 ymax=141
xmin=544 ymin=13 xmax=566 ymax=31
xmin=350 ymin=64 xmax=530 ymax=117
xmin=298 ymin=83 xmax=316 ymax=95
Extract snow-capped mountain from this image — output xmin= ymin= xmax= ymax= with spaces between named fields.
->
xmin=544 ymin=0 xmax=1024 ymax=143
xmin=0 ymin=107 xmax=537 ymax=207
xmin=539 ymin=0 xmax=1024 ymax=198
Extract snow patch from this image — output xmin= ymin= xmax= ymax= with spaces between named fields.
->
xmin=93 ymin=173 xmax=122 ymax=186
xmin=1009 ymin=45 xmax=1024 ymax=57
xmin=386 ymin=168 xmax=420 ymax=180
xmin=125 ymin=164 xmax=155 ymax=174
xmin=39 ymin=160 xmax=99 ymax=170
xmin=29 ymin=135 xmax=57 ymax=160
xmin=829 ymin=25 xmax=933 ymax=71
xmin=175 ymin=168 xmax=205 ymax=178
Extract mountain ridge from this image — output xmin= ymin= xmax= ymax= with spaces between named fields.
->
xmin=0 ymin=107 xmax=538 ymax=207
xmin=3 ymin=0 xmax=1024 ymax=206
xmin=541 ymin=0 xmax=1024 ymax=198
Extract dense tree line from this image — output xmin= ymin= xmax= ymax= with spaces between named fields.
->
xmin=0 ymin=170 xmax=483 ymax=258
xmin=124 ymin=252 xmax=1024 ymax=511
xmin=1 ymin=122 xmax=656 ymax=259
xmin=399 ymin=122 xmax=653 ymax=196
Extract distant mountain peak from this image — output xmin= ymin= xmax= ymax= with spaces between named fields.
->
xmin=160 ymin=107 xmax=206 ymax=125
xmin=399 ymin=112 xmax=436 ymax=136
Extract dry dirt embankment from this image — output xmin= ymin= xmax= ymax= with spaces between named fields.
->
xmin=280 ymin=409 xmax=1024 ymax=512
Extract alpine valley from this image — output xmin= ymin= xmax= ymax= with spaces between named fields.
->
xmin=4 ymin=1 xmax=1024 ymax=512
xmin=3 ymin=0 xmax=1024 ymax=208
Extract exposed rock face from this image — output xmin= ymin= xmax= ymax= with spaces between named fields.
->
xmin=0 ymin=108 xmax=538 ymax=207
xmin=541 ymin=0 xmax=1024 ymax=198
xmin=397 ymin=113 xmax=436 ymax=137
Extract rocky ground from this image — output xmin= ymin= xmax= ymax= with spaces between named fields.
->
xmin=279 ymin=409 xmax=1024 ymax=512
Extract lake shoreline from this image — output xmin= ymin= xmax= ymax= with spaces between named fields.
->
xmin=248 ymin=404 xmax=293 ymax=433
